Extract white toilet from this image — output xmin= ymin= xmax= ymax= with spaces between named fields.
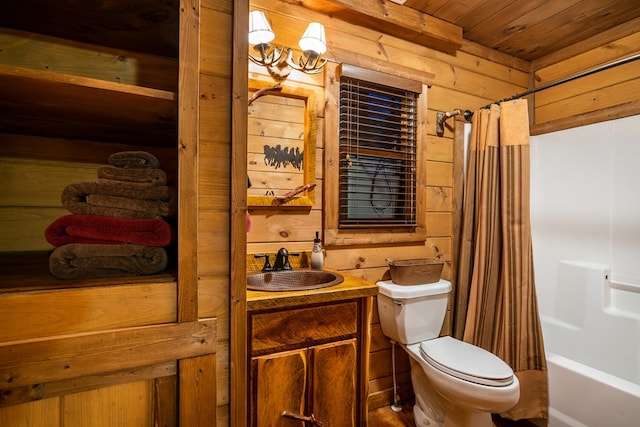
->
xmin=377 ymin=279 xmax=520 ymax=427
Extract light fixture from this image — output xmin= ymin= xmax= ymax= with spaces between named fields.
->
xmin=248 ymin=10 xmax=327 ymax=81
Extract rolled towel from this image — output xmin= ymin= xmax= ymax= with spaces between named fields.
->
xmin=97 ymin=166 xmax=167 ymax=186
xmin=49 ymin=243 xmax=168 ymax=279
xmin=45 ymin=214 xmax=174 ymax=247
xmin=62 ymin=182 xmax=175 ymax=219
xmin=108 ymin=151 xmax=160 ymax=169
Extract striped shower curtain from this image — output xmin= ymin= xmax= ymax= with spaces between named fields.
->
xmin=453 ymin=99 xmax=548 ymax=420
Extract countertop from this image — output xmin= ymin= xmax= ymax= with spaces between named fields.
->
xmin=246 ymin=268 xmax=379 ymax=311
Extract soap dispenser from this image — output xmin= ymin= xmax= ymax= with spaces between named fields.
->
xmin=310 ymin=231 xmax=324 ymax=270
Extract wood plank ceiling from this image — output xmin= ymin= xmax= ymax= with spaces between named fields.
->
xmin=401 ymin=0 xmax=640 ymax=61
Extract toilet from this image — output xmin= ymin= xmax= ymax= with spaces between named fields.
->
xmin=376 ymin=279 xmax=520 ymax=427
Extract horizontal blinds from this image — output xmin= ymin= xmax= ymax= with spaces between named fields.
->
xmin=339 ymin=76 xmax=418 ymax=227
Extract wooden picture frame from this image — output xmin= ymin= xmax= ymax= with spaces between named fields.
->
xmin=247 ymin=79 xmax=317 ymax=207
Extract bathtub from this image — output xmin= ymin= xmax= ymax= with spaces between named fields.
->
xmin=545 ymin=353 xmax=640 ymax=427
xmin=540 ymin=261 xmax=640 ymax=427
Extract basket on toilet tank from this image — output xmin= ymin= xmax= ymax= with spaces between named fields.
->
xmin=386 ymin=258 xmax=444 ymax=285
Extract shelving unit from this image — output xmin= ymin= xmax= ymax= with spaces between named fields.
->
xmin=0 ymin=1 xmax=182 ymax=290
xmin=0 ymin=2 xmax=212 ymax=425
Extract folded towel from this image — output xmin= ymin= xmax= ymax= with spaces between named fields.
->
xmin=64 ymin=181 xmax=171 ymax=200
xmin=85 ymin=194 xmax=173 ymax=217
xmin=62 ymin=182 xmax=175 ymax=219
xmin=49 ymin=243 xmax=168 ymax=279
xmin=108 ymin=151 xmax=160 ymax=169
xmin=45 ymin=214 xmax=174 ymax=247
xmin=97 ymin=166 xmax=167 ymax=186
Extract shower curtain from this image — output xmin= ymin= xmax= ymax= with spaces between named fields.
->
xmin=453 ymin=100 xmax=548 ymax=420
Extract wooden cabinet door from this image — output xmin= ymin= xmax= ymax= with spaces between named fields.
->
xmin=250 ymin=339 xmax=358 ymax=427
xmin=251 ymin=349 xmax=307 ymax=427
xmin=311 ymin=339 xmax=357 ymax=426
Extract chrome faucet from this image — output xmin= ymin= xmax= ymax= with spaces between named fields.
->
xmin=273 ymin=247 xmax=291 ymax=271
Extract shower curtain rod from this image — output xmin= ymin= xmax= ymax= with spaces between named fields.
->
xmin=435 ymin=52 xmax=640 ymax=135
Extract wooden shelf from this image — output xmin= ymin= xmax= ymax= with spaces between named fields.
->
xmin=0 ymin=0 xmax=179 ymax=58
xmin=0 ymin=251 xmax=177 ymax=294
xmin=0 ymin=64 xmax=177 ymax=145
xmin=0 ymin=1 xmax=184 ymax=296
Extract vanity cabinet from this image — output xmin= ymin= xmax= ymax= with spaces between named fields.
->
xmin=247 ymin=275 xmax=378 ymax=427
xmin=251 ymin=339 xmax=357 ymax=426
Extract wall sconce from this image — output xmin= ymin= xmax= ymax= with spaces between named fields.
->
xmin=249 ymin=10 xmax=327 ymax=81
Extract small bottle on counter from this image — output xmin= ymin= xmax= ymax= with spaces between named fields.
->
xmin=310 ymin=231 xmax=324 ymax=270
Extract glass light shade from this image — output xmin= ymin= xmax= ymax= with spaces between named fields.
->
xmin=298 ymin=22 xmax=327 ymax=55
xmin=248 ymin=10 xmax=275 ymax=45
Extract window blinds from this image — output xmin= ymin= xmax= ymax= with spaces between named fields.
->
xmin=339 ymin=76 xmax=419 ymax=228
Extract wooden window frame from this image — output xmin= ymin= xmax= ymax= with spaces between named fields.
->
xmin=324 ymin=63 xmax=428 ymax=246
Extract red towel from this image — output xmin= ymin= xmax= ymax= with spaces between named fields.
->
xmin=46 ymin=214 xmax=174 ymax=247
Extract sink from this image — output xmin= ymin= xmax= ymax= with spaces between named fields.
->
xmin=247 ymin=269 xmax=344 ymax=291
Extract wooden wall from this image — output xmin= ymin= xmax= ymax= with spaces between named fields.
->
xmin=199 ymin=0 xmax=234 ymax=424
xmin=247 ymin=0 xmax=529 ymax=411
xmin=530 ymin=18 xmax=640 ymax=135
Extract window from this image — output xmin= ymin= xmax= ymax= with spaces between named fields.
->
xmin=339 ymin=76 xmax=418 ymax=227
xmin=324 ymin=63 xmax=429 ymax=245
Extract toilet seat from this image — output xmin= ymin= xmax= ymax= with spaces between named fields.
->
xmin=419 ymin=336 xmax=514 ymax=387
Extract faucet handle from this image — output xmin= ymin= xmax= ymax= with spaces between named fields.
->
xmin=254 ymin=253 xmax=273 ymax=272
xmin=285 ymin=252 xmax=300 ymax=270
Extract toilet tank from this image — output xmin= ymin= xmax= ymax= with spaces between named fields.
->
xmin=377 ymin=279 xmax=452 ymax=345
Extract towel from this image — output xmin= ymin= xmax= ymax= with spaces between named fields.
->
xmin=45 ymin=214 xmax=174 ymax=247
xmin=97 ymin=166 xmax=167 ymax=187
xmin=108 ymin=151 xmax=160 ymax=169
xmin=62 ymin=182 xmax=175 ymax=219
xmin=49 ymin=243 xmax=168 ymax=279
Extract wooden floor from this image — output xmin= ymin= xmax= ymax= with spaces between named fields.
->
xmin=368 ymin=400 xmax=416 ymax=427
xmin=368 ymin=401 xmax=541 ymax=427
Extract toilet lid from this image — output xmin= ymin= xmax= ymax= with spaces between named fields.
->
xmin=377 ymin=279 xmax=451 ymax=299
xmin=419 ymin=337 xmax=514 ymax=387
